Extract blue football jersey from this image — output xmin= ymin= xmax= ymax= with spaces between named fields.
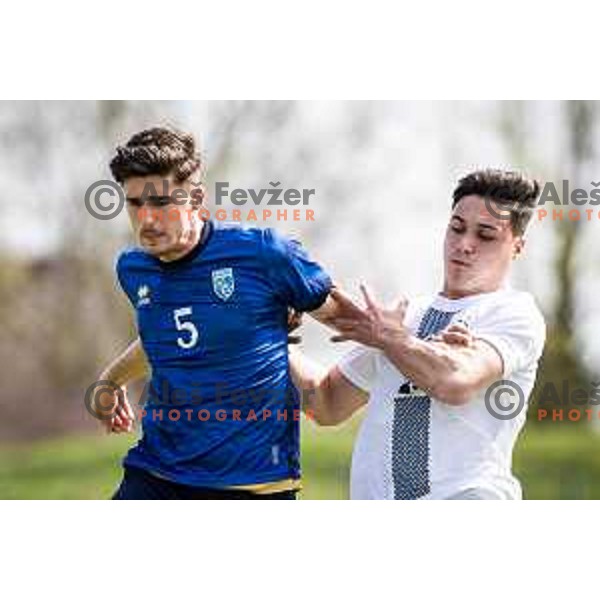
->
xmin=115 ymin=221 xmax=332 ymax=487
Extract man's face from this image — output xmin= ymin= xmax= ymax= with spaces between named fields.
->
xmin=124 ymin=174 xmax=203 ymax=260
xmin=443 ymin=194 xmax=524 ymax=298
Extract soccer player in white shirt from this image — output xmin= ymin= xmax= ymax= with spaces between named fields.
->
xmin=291 ymin=169 xmax=546 ymax=499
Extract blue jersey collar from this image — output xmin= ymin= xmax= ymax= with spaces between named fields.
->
xmin=156 ymin=219 xmax=214 ymax=269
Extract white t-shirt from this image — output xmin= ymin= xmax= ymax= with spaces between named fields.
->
xmin=338 ymin=288 xmax=546 ymax=500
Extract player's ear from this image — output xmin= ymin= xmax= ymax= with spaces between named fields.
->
xmin=190 ymin=184 xmax=205 ymax=207
xmin=513 ymin=236 xmax=525 ymax=259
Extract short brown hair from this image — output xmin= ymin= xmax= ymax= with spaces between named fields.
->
xmin=452 ymin=169 xmax=540 ymax=236
xmin=109 ymin=127 xmax=203 ymax=185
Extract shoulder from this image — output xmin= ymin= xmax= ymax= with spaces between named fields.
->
xmin=260 ymin=226 xmax=300 ymax=255
xmin=470 ymin=288 xmax=547 ymax=361
xmin=213 ymin=221 xmax=286 ymax=256
xmin=213 ymin=221 xmax=264 ymax=241
xmin=477 ymin=288 xmax=545 ymax=328
xmin=115 ymin=246 xmax=154 ymax=272
xmin=114 ymin=247 xmax=156 ymax=299
xmin=214 ymin=224 xmax=303 ymax=261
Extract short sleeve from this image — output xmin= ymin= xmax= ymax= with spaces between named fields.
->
xmin=337 ymin=346 xmax=379 ymax=393
xmin=114 ymin=249 xmax=136 ymax=307
xmin=115 ymin=251 xmax=129 ymax=298
xmin=262 ymin=228 xmax=332 ymax=312
xmin=474 ymin=293 xmax=546 ymax=379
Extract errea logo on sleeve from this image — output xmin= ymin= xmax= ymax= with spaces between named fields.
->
xmin=137 ymin=284 xmax=151 ymax=307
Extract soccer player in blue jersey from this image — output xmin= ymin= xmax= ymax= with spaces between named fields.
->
xmin=91 ymin=128 xmax=340 ymax=500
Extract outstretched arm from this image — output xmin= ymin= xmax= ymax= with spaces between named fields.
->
xmin=329 ymin=286 xmax=502 ymax=406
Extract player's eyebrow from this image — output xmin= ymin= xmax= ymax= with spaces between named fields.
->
xmin=451 ymin=215 xmax=500 ymax=231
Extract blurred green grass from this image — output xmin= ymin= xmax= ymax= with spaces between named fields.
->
xmin=1 ymin=418 xmax=599 ymax=499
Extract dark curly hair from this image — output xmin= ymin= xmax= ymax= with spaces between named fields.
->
xmin=452 ymin=169 xmax=541 ymax=236
xmin=109 ymin=127 xmax=203 ymax=185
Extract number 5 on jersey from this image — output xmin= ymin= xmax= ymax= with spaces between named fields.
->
xmin=173 ymin=307 xmax=199 ymax=349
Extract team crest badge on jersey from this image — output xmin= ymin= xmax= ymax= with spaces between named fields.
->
xmin=212 ymin=268 xmax=235 ymax=301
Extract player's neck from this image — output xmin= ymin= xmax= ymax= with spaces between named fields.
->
xmin=158 ymin=222 xmax=204 ymax=263
xmin=440 ymin=281 xmax=504 ymax=299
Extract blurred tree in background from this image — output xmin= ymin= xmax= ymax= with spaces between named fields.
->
xmin=535 ymin=101 xmax=595 ymax=418
xmin=500 ymin=101 xmax=598 ymax=424
xmin=0 ymin=101 xmax=172 ymax=440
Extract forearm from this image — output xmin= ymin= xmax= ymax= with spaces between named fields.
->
xmin=288 ymin=348 xmax=367 ymax=425
xmin=99 ymin=337 xmax=150 ymax=386
xmin=380 ymin=331 xmax=472 ymax=404
xmin=327 ymin=284 xmax=501 ymax=405
xmin=309 ymin=289 xmax=342 ymax=329
xmin=288 ymin=347 xmax=326 ymax=420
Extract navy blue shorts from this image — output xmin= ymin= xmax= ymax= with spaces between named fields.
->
xmin=112 ymin=466 xmax=297 ymax=500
